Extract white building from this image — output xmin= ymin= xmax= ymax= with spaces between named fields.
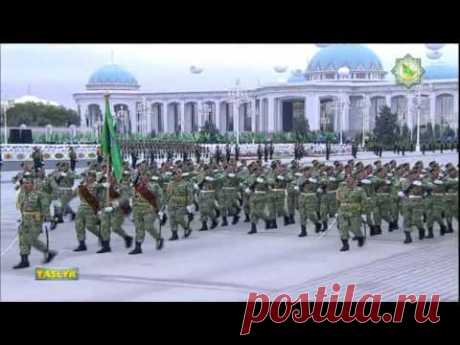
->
xmin=73 ymin=44 xmax=458 ymax=139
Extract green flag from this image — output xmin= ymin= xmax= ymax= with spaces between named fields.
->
xmin=100 ymin=95 xmax=123 ymax=182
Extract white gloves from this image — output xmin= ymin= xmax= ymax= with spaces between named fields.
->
xmin=214 ymin=200 xmax=220 ymax=208
xmin=97 ymin=210 xmax=102 ymax=216
xmin=308 ymin=177 xmax=317 ymax=183
xmin=256 ymin=177 xmax=264 ymax=183
xmin=102 ymin=182 xmax=110 ymax=188
xmin=193 ymin=183 xmax=199 ymax=190
xmin=104 ymin=207 xmax=113 ymax=213
xmin=245 ymin=188 xmax=251 ymax=194
xmin=385 ymin=180 xmax=391 ymax=185
xmin=15 ymin=181 xmax=21 ymax=187
xmin=329 ymin=177 xmax=336 ymax=182
xmin=433 ymin=179 xmax=443 ymax=185
xmin=53 ymin=199 xmax=62 ymax=208
xmin=186 ymin=205 xmax=195 ymax=213
xmin=361 ymin=179 xmax=371 ymax=184
xmin=412 ymin=180 xmax=422 ymax=186
xmin=317 ymin=188 xmax=324 ymax=193
xmin=112 ymin=200 xmax=119 ymax=208
xmin=361 ymin=215 xmax=367 ymax=222
xmin=205 ymin=176 xmax=214 ymax=181
xmin=60 ymin=172 xmax=67 ymax=177
xmin=151 ymin=176 xmax=159 ymax=181
xmin=277 ymin=175 xmax=285 ymax=180
xmin=129 ymin=199 xmax=133 ymax=207
xmin=158 ymin=211 xmax=164 ymax=219
xmin=294 ymin=186 xmax=299 ymax=191
xmin=398 ymin=191 xmax=405 ymax=198
xmin=295 ymin=172 xmax=302 ymax=177
xmin=228 ymin=173 xmax=235 ymax=178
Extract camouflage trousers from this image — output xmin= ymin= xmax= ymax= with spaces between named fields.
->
xmin=242 ymin=191 xmax=250 ymax=216
xmin=267 ymin=190 xmax=287 ymax=220
xmin=401 ymin=197 xmax=424 ymax=231
xmin=18 ymin=214 xmax=47 ymax=256
xmin=444 ymin=193 xmax=458 ymax=224
xmin=319 ymin=192 xmax=338 ymax=222
xmin=57 ymin=189 xmax=75 ymax=216
xmin=198 ymin=191 xmax=217 ymax=222
xmin=100 ymin=209 xmax=129 ymax=242
xmin=249 ymin=193 xmax=267 ymax=225
xmin=286 ymin=190 xmax=298 ymax=216
xmin=219 ymin=188 xmax=240 ymax=217
xmin=298 ymin=193 xmax=319 ymax=227
xmin=75 ymin=205 xmax=100 ymax=241
xmin=337 ymin=211 xmax=363 ymax=240
xmin=390 ymin=196 xmax=401 ymax=224
xmin=133 ymin=206 xmax=160 ymax=243
xmin=362 ymin=196 xmax=376 ymax=226
xmin=168 ymin=205 xmax=190 ymax=233
xmin=425 ymin=195 xmax=446 ymax=229
xmin=374 ymin=194 xmax=396 ymax=226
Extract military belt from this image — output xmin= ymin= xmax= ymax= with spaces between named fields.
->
xmin=223 ymin=187 xmax=236 ymax=190
xmin=301 ymin=192 xmax=316 ymax=196
xmin=271 ymin=189 xmax=286 ymax=192
xmin=254 ymin=191 xmax=266 ymax=194
xmin=378 ymin=192 xmax=390 ymax=195
xmin=432 ymin=193 xmax=444 ymax=196
xmin=445 ymin=192 xmax=457 ymax=196
xmin=59 ymin=187 xmax=73 ymax=190
xmin=408 ymin=195 xmax=422 ymax=199
xmin=201 ymin=190 xmax=215 ymax=193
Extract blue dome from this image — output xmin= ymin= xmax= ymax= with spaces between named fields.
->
xmin=287 ymin=69 xmax=305 ymax=83
xmin=307 ymin=44 xmax=384 ymax=71
xmin=424 ymin=64 xmax=457 ymax=80
xmin=87 ymin=64 xmax=139 ymax=90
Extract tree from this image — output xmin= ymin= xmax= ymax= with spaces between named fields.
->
xmin=199 ymin=120 xmax=219 ymax=143
xmin=293 ymin=115 xmax=310 ymax=142
xmin=421 ymin=122 xmax=434 ymax=143
xmin=373 ymin=105 xmax=399 ymax=147
xmin=5 ymin=102 xmax=80 ymax=127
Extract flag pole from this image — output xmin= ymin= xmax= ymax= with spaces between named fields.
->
xmin=105 ymin=93 xmax=111 ymax=207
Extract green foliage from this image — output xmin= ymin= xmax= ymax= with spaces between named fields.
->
xmin=5 ymin=102 xmax=80 ymax=127
xmin=373 ymin=105 xmax=399 ymax=147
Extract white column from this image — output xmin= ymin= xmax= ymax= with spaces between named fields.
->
xmin=385 ymin=94 xmax=392 ymax=108
xmin=162 ymin=102 xmax=169 ymax=133
xmin=232 ymin=102 xmax=239 ymax=133
xmin=406 ymin=94 xmax=414 ymax=128
xmin=342 ymin=97 xmax=350 ymax=131
xmin=430 ymin=93 xmax=436 ymax=124
xmin=180 ymin=101 xmax=186 ymax=133
xmin=215 ymin=101 xmax=221 ymax=131
xmin=305 ymin=94 xmax=320 ymax=130
xmin=130 ymin=102 xmax=138 ymax=134
xmin=250 ymin=98 xmax=256 ymax=132
xmin=197 ymin=101 xmax=203 ymax=128
xmin=267 ymin=97 xmax=275 ymax=132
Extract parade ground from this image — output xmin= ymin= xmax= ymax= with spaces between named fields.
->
xmin=0 ymin=151 xmax=458 ymax=301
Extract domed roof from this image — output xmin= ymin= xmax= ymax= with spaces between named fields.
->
xmin=287 ymin=69 xmax=305 ymax=83
xmin=307 ymin=44 xmax=384 ymax=72
xmin=423 ymin=63 xmax=457 ymax=80
xmin=87 ymin=64 xmax=140 ymax=90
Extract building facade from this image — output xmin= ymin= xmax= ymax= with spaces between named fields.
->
xmin=73 ymin=44 xmax=459 ymax=139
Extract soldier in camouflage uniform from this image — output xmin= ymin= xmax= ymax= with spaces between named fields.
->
xmin=318 ymin=165 xmax=342 ymax=232
xmin=129 ymin=173 xmax=164 ymax=254
xmin=358 ymin=165 xmax=379 ymax=235
xmin=13 ymin=175 xmax=57 ymax=269
xmin=72 ymin=171 xmax=105 ymax=252
xmin=296 ymin=166 xmax=322 ymax=237
xmin=286 ymin=160 xmax=301 ymax=225
xmin=55 ymin=161 xmax=77 ymax=221
xmin=217 ymin=165 xmax=241 ymax=226
xmin=424 ymin=165 xmax=447 ymax=237
xmin=399 ymin=169 xmax=428 ymax=244
xmin=238 ymin=160 xmax=251 ymax=223
xmin=196 ymin=165 xmax=219 ymax=231
xmin=247 ymin=165 xmax=269 ymax=234
xmin=266 ymin=162 xmax=289 ymax=227
xmin=373 ymin=167 xmax=398 ymax=232
xmin=166 ymin=169 xmax=194 ymax=241
xmin=336 ymin=174 xmax=366 ymax=251
xmin=444 ymin=166 xmax=458 ymax=233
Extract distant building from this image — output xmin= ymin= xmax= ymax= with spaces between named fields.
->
xmin=73 ymin=44 xmax=458 ymax=138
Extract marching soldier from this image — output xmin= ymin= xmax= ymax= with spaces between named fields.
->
xmin=247 ymin=165 xmax=269 ymax=234
xmin=257 ymin=144 xmax=263 ymax=161
xmin=218 ymin=165 xmax=241 ymax=226
xmin=69 ymin=146 xmax=77 ymax=171
xmin=266 ymin=162 xmax=289 ymax=227
xmin=13 ymin=174 xmax=57 ymax=269
xmin=166 ymin=169 xmax=194 ymax=241
xmin=32 ymin=146 xmax=44 ymax=172
xmin=129 ymin=173 xmax=164 ymax=254
xmin=196 ymin=165 xmax=219 ymax=231
xmin=424 ymin=166 xmax=447 ymax=237
xmin=296 ymin=166 xmax=322 ymax=237
xmin=336 ymin=174 xmax=367 ymax=251
xmin=286 ymin=161 xmax=301 ymax=225
xmin=444 ymin=166 xmax=458 ymax=233
xmin=318 ymin=165 xmax=342 ymax=232
xmin=373 ymin=167 xmax=398 ymax=232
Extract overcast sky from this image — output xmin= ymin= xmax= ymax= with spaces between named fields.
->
xmin=1 ymin=44 xmax=458 ymax=110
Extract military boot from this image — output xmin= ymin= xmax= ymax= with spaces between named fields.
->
xmin=124 ymin=235 xmax=133 ymax=248
xmin=50 ymin=221 xmax=58 ymax=231
xmin=96 ymin=241 xmax=111 ymax=253
xmin=322 ymin=221 xmax=328 ymax=232
xmin=210 ymin=218 xmax=218 ymax=229
xmin=357 ymin=236 xmax=365 ymax=247
xmin=184 ymin=227 xmax=192 ymax=238
xmin=339 ymin=239 xmax=349 ymax=252
xmin=43 ymin=250 xmax=57 ymax=264
xmin=290 ymin=214 xmax=295 ymax=225
xmin=199 ymin=221 xmax=208 ymax=231
xmin=426 ymin=227 xmax=434 ymax=239
xmin=232 ymin=215 xmax=240 ymax=225
xmin=315 ymin=223 xmax=322 ymax=233
xmin=169 ymin=231 xmax=179 ymax=241
xmin=375 ymin=225 xmax=382 ymax=235
xmin=73 ymin=240 xmax=87 ymax=252
xmin=272 ymin=219 xmax=278 ymax=229
xmin=265 ymin=219 xmax=270 ymax=229
xmin=70 ymin=211 xmax=76 ymax=221
xmin=298 ymin=225 xmax=307 ymax=237
xmin=446 ymin=222 xmax=454 ymax=233
xmin=388 ymin=221 xmax=394 ymax=232
xmin=403 ymin=231 xmax=412 ymax=244
xmin=248 ymin=223 xmax=257 ymax=234
xmin=369 ymin=225 xmax=377 ymax=236
xmin=418 ymin=227 xmax=425 ymax=240
xmin=440 ymin=223 xmax=447 ymax=236
xmin=156 ymin=238 xmax=164 ymax=250
xmin=13 ymin=255 xmax=29 ymax=269
xmin=56 ymin=214 xmax=64 ymax=223
xmin=221 ymin=216 xmax=228 ymax=227
xmin=244 ymin=213 xmax=250 ymax=223
xmin=284 ymin=215 xmax=290 ymax=226
xmin=129 ymin=242 xmax=142 ymax=255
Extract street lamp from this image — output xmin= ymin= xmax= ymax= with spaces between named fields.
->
xmin=358 ymin=97 xmax=370 ymax=147
xmin=412 ymin=83 xmax=424 ymax=152
xmin=227 ymin=79 xmax=250 ymax=145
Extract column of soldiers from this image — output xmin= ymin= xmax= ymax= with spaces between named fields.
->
xmin=11 ymin=153 xmax=458 ymax=268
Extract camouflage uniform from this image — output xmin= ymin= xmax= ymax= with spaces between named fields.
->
xmin=166 ymin=175 xmax=194 ymax=240
xmin=247 ymin=172 xmax=269 ymax=234
xmin=444 ymin=168 xmax=458 ymax=232
xmin=196 ymin=171 xmax=218 ymax=230
xmin=297 ymin=169 xmax=322 ymax=236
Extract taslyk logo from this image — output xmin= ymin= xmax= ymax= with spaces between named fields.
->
xmin=391 ymin=54 xmax=425 ymax=88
